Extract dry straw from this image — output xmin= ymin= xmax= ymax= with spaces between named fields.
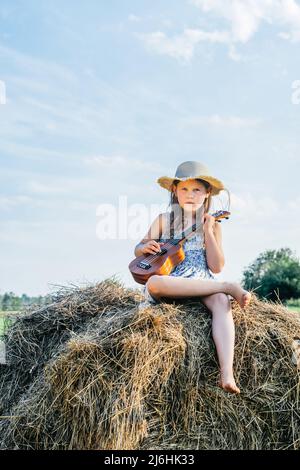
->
xmin=0 ymin=277 xmax=299 ymax=450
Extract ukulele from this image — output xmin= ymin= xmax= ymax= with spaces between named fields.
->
xmin=129 ymin=210 xmax=230 ymax=285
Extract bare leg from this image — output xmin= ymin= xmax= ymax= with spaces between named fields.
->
xmin=201 ymin=293 xmax=240 ymax=394
xmin=146 ymin=275 xmax=251 ymax=309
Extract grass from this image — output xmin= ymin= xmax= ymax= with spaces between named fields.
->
xmin=287 ymin=306 xmax=300 ymax=313
xmin=0 ymin=316 xmax=5 ymax=337
xmin=286 ymin=300 xmax=300 ymax=314
xmin=0 ymin=311 xmax=18 ymax=337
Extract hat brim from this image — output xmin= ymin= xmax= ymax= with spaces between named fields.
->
xmin=156 ymin=176 xmax=225 ymax=196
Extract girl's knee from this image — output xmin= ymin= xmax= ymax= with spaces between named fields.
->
xmin=146 ymin=275 xmax=162 ymax=296
xmin=215 ymin=292 xmax=231 ymax=307
xmin=209 ymin=293 xmax=231 ymax=312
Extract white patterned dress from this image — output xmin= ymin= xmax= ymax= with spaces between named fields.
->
xmin=139 ymin=230 xmax=217 ymax=308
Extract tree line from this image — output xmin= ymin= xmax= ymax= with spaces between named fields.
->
xmin=242 ymin=247 xmax=300 ymax=302
xmin=0 ymin=293 xmax=51 ymax=311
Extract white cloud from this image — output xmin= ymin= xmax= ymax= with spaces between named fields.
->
xmin=287 ymin=196 xmax=300 ymax=215
xmin=228 ymin=44 xmax=242 ymax=61
xmin=161 ymin=19 xmax=174 ymax=28
xmin=190 ymin=0 xmax=300 ymax=43
xmin=0 ymin=45 xmax=145 ymax=148
xmin=0 ymin=195 xmax=32 ymax=211
xmin=138 ymin=1 xmax=300 ymax=62
xmin=0 ymin=44 xmax=76 ymax=82
xmin=278 ymin=29 xmax=300 ymax=41
xmin=137 ymin=28 xmax=230 ymax=62
xmin=230 ymin=192 xmax=280 ymax=220
xmin=181 ymin=114 xmax=262 ymax=128
xmin=0 ymin=191 xmax=95 ymax=213
xmin=128 ymin=14 xmax=141 ymax=22
xmin=83 ymin=155 xmax=166 ymax=172
xmin=27 ymin=182 xmax=65 ymax=195
xmin=26 ymin=178 xmax=92 ymax=195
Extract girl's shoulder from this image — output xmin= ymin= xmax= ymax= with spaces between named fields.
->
xmin=159 ymin=211 xmax=169 ymax=228
xmin=158 ymin=211 xmax=170 ymax=239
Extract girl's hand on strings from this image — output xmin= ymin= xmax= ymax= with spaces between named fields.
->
xmin=203 ymin=213 xmax=216 ymax=232
xmin=141 ymin=240 xmax=164 ymax=255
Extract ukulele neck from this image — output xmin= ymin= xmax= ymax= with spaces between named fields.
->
xmin=171 ymin=223 xmax=198 ymax=245
xmin=168 ymin=210 xmax=229 ymax=245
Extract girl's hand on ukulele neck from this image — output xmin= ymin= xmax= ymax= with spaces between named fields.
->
xmin=141 ymin=240 xmax=164 ymax=255
xmin=203 ymin=213 xmax=216 ymax=233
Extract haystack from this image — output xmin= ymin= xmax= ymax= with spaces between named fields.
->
xmin=0 ymin=277 xmax=299 ymax=450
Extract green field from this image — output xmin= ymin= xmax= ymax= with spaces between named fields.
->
xmin=287 ymin=306 xmax=300 ymax=313
xmin=0 ymin=311 xmax=17 ymax=337
xmin=0 ymin=315 xmax=6 ymax=337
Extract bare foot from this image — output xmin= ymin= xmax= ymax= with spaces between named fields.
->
xmin=218 ymin=370 xmax=240 ymax=394
xmin=225 ymin=282 xmax=251 ymax=309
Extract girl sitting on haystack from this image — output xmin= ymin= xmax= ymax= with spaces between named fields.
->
xmin=134 ymin=161 xmax=251 ymax=394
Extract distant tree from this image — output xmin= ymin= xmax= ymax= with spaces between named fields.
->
xmin=0 ymin=292 xmax=47 ymax=311
xmin=0 ymin=291 xmax=55 ymax=311
xmin=242 ymin=247 xmax=300 ymax=302
xmin=21 ymin=294 xmax=31 ymax=305
xmin=1 ymin=292 xmax=12 ymax=311
xmin=10 ymin=295 xmax=22 ymax=310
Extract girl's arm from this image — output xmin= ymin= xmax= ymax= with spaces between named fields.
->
xmin=204 ymin=219 xmax=225 ymax=274
xmin=134 ymin=213 xmax=166 ymax=257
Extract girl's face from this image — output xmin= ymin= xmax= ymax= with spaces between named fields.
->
xmin=174 ymin=179 xmax=210 ymax=214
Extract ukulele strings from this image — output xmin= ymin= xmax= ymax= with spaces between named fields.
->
xmin=144 ymin=239 xmax=181 ymax=265
xmin=142 ymin=210 xmax=226 ymax=265
xmin=144 ymin=226 xmax=198 ymax=264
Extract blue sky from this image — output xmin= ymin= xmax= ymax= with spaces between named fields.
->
xmin=0 ymin=0 xmax=300 ymax=296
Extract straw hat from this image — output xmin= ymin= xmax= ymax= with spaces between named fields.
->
xmin=156 ymin=161 xmax=225 ymax=196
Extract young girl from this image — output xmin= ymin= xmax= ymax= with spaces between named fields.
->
xmin=134 ymin=161 xmax=252 ymax=394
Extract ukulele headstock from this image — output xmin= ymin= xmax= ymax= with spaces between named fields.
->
xmin=209 ymin=188 xmax=231 ymax=223
xmin=211 ymin=210 xmax=231 ymax=223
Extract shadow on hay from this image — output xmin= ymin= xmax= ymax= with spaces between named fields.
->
xmin=0 ymin=277 xmax=299 ymax=450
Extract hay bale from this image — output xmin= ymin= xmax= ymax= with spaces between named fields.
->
xmin=0 ymin=277 xmax=299 ymax=450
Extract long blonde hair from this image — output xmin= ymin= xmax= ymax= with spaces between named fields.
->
xmin=164 ymin=179 xmax=213 ymax=240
